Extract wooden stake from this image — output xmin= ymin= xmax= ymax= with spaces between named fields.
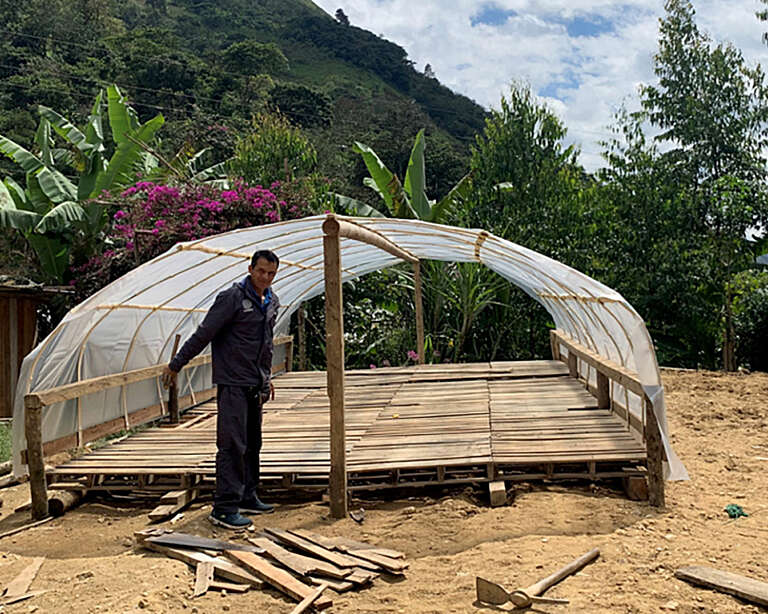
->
xmin=24 ymin=402 xmax=48 ymax=520
xmin=297 ymin=306 xmax=307 ymax=371
xmin=322 ymin=217 xmax=347 ymax=519
xmin=413 ymin=261 xmax=425 ymax=365
xmin=596 ymin=371 xmax=610 ymax=409
xmin=168 ymin=334 xmax=181 ymax=424
xmin=644 ymin=397 xmax=665 ymax=507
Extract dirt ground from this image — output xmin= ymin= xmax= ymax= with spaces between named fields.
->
xmin=0 ymin=369 xmax=766 ymax=614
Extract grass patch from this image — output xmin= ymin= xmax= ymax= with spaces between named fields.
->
xmin=0 ymin=421 xmax=12 ymax=463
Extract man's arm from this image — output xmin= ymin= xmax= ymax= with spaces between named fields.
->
xmin=162 ymin=290 xmax=233 ymax=386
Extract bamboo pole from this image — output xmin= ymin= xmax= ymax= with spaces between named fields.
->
xmin=24 ymin=403 xmax=48 ymax=520
xmin=326 ymin=217 xmax=418 ymax=264
xmin=168 ymin=334 xmax=181 ymax=424
xmin=297 ymin=306 xmax=306 ymax=371
xmin=413 ymin=261 xmax=425 ymax=365
xmin=322 ymin=217 xmax=347 ymax=519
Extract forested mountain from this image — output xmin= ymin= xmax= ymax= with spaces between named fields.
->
xmin=0 ymin=0 xmax=486 ymax=195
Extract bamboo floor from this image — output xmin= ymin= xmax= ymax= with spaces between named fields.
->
xmin=48 ymin=361 xmax=647 ymax=494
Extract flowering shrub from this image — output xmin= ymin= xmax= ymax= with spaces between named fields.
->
xmin=71 ymin=179 xmax=318 ymax=301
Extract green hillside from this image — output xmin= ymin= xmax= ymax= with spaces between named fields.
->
xmin=0 ymin=0 xmax=487 ymax=195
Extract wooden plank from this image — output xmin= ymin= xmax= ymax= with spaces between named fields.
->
xmin=142 ymin=531 xmax=263 ymax=554
xmin=193 ymin=561 xmax=214 ymax=597
xmin=342 ymin=549 xmax=407 ymax=573
xmin=644 ymin=398 xmax=665 ymax=507
xmin=4 ymin=557 xmax=44 ymax=599
xmin=675 ymin=566 xmax=768 ymax=607
xmin=265 ymin=528 xmax=357 ymax=569
xmin=225 ymin=550 xmax=333 ymax=609
xmin=248 ymin=537 xmax=351 ymax=579
xmin=141 ymin=542 xmax=263 ymax=588
xmin=149 ymin=488 xmax=198 ymax=521
xmin=290 ymin=582 xmax=329 ymax=614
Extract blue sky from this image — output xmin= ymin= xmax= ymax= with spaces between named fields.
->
xmin=313 ymin=1 xmax=768 ymax=171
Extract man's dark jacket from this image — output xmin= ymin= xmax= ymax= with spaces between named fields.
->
xmin=169 ymin=282 xmax=279 ymax=396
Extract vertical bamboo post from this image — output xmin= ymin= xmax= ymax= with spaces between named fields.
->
xmin=24 ymin=398 xmax=48 ymax=519
xmin=644 ymin=396 xmax=665 ymax=507
xmin=413 ymin=260 xmax=425 ymax=365
xmin=322 ymin=217 xmax=347 ymax=519
xmin=285 ymin=336 xmax=294 ymax=372
xmin=297 ymin=306 xmax=307 ymax=371
xmin=568 ymin=351 xmax=578 ymax=378
xmin=168 ymin=334 xmax=181 ymax=424
xmin=549 ymin=330 xmax=561 ymax=361
xmin=596 ymin=371 xmax=610 ymax=409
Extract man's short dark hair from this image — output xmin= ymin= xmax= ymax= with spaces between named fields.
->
xmin=251 ymin=249 xmax=279 ymax=268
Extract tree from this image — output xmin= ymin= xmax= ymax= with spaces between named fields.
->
xmin=335 ymin=9 xmax=349 ymax=26
xmin=221 ymin=41 xmax=289 ymax=76
xmin=641 ymin=0 xmax=768 ymax=369
xmin=758 ymin=0 xmax=768 ymax=44
xmin=424 ymin=64 xmax=435 ymax=79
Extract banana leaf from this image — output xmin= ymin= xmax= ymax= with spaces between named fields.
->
xmin=404 ymin=128 xmax=431 ymax=219
xmin=353 ymin=141 xmax=397 ymax=213
xmin=106 ymin=84 xmax=140 ymax=145
xmin=386 ymin=173 xmax=417 ymax=218
xmin=94 ymin=114 xmax=164 ymax=196
xmin=4 ymin=177 xmax=28 ymax=209
xmin=0 ymin=135 xmax=45 ymax=174
xmin=429 ymin=172 xmax=473 ymax=223
xmin=35 ymin=200 xmax=87 ymax=233
xmin=39 ymin=106 xmax=90 ymax=152
xmin=27 ymin=234 xmax=70 ymax=283
xmin=332 ymin=193 xmax=386 ymax=218
xmin=0 ymin=184 xmax=39 ymax=232
xmin=34 ymin=118 xmax=54 ymax=167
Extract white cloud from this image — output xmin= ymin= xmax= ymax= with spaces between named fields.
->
xmin=313 ymin=1 xmax=768 ymax=171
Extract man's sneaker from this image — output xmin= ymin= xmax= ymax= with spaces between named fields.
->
xmin=208 ymin=509 xmax=253 ymax=529
xmin=239 ymin=497 xmax=275 ymax=515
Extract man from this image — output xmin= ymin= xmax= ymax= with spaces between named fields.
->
xmin=162 ymin=250 xmax=280 ymax=529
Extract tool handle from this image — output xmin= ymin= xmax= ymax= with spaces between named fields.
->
xmin=524 ymin=548 xmax=600 ymax=596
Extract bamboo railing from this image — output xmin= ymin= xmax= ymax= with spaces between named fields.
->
xmin=550 ymin=330 xmax=665 ymax=506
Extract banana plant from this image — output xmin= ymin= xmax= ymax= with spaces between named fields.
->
xmin=0 ymin=85 xmax=164 ymax=282
xmin=336 ymin=129 xmax=473 ymax=223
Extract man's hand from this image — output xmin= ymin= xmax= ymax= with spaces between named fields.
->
xmin=161 ymin=365 xmax=178 ymax=389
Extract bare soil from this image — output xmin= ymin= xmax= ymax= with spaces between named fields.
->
xmin=0 ymin=369 xmax=766 ymax=613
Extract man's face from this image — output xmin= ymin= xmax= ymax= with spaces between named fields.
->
xmin=248 ymin=257 xmax=278 ymax=295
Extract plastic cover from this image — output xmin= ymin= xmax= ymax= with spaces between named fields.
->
xmin=12 ymin=215 xmax=687 ymax=480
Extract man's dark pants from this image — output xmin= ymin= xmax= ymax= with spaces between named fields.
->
xmin=214 ymin=385 xmax=263 ymax=514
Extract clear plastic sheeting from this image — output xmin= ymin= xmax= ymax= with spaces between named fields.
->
xmin=12 ymin=215 xmax=688 ymax=480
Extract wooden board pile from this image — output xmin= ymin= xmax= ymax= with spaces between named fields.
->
xmin=135 ymin=527 xmax=408 ymax=610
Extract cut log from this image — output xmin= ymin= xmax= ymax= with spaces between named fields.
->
xmin=224 ymin=550 xmax=333 ymax=610
xmin=675 ymin=566 xmax=768 ymax=607
xmin=48 ymin=490 xmax=83 ymax=516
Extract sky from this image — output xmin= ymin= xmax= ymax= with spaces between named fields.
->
xmin=311 ymin=1 xmax=768 ymax=171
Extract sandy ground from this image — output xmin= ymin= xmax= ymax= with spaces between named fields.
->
xmin=0 ymin=369 xmax=766 ymax=614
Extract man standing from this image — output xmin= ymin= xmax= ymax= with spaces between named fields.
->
xmin=162 ymin=250 xmax=280 ymax=529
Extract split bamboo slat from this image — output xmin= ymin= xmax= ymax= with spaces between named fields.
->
xmin=48 ymin=361 xmax=649 ymax=497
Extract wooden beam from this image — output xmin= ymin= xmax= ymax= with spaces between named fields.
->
xmin=644 ymin=397 xmax=665 ymax=507
xmin=675 ymin=566 xmax=768 ymax=607
xmin=168 ymin=334 xmax=181 ymax=424
xmin=488 ymin=480 xmax=507 ymax=507
xmin=193 ymin=561 xmax=214 ymax=597
xmin=24 ymin=404 xmax=48 ymax=520
xmin=323 ymin=221 xmax=347 ymax=519
xmin=413 ymin=261 xmax=425 ymax=365
xmin=322 ymin=215 xmax=418 ymax=264
xmin=596 ymin=371 xmax=610 ymax=409
xmin=552 ymin=330 xmax=645 ymax=397
xmin=24 ymin=353 xmax=212 ymax=409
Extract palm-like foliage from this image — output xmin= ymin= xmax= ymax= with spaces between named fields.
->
xmin=337 ymin=129 xmax=472 ymax=223
xmin=0 ymin=85 xmax=164 ymax=281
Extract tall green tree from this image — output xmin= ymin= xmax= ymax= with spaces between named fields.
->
xmin=640 ymin=0 xmax=768 ymax=370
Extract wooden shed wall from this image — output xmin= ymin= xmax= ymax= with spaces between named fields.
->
xmin=0 ymin=296 xmax=39 ymax=418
